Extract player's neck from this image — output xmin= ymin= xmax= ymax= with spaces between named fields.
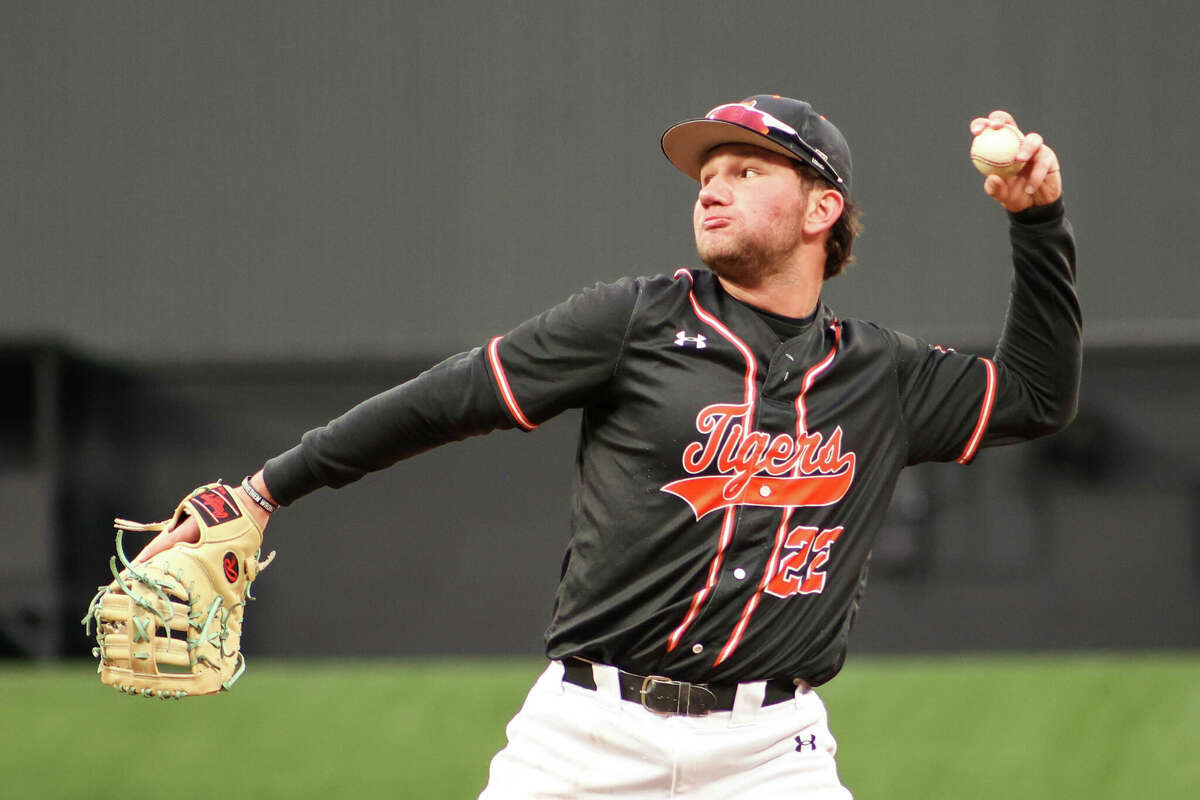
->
xmin=715 ymin=266 xmax=823 ymax=319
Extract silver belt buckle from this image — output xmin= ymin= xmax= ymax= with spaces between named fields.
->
xmin=639 ymin=674 xmax=674 ymax=713
xmin=640 ymin=674 xmax=717 ymax=716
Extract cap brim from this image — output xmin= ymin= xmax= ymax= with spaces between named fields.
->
xmin=661 ymin=119 xmax=802 ymax=181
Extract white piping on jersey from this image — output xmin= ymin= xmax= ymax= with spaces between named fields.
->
xmin=957 ymin=357 xmax=996 ymax=464
xmin=715 ymin=320 xmax=843 ymax=667
xmin=666 ymin=268 xmax=759 ymax=654
xmin=668 ymin=505 xmax=740 ymax=653
xmin=487 ymin=336 xmax=537 ymax=431
xmin=672 ymin=269 xmax=759 ymax=404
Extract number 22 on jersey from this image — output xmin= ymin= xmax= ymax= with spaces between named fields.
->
xmin=765 ymin=525 xmax=844 ymax=597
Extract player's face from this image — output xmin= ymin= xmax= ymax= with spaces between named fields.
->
xmin=693 ymin=144 xmax=813 ymax=284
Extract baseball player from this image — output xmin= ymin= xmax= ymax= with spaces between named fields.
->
xmin=134 ymin=95 xmax=1079 ymax=797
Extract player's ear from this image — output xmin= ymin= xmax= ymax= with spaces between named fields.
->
xmin=803 ymin=188 xmax=844 ymax=236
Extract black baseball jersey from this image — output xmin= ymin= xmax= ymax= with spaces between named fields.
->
xmin=263 ymin=199 xmax=1079 ymax=686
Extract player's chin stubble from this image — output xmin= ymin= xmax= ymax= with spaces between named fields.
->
xmin=696 ymin=235 xmax=776 ymax=287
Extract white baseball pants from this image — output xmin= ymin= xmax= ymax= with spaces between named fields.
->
xmin=479 ymin=660 xmax=853 ymax=799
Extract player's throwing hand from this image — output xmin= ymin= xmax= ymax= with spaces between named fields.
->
xmin=970 ymin=110 xmax=1062 ymax=212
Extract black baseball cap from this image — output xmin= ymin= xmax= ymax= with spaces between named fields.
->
xmin=661 ymin=94 xmax=852 ymax=197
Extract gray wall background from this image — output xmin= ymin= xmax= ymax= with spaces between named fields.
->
xmin=7 ymin=0 xmax=1199 ymax=359
xmin=3 ymin=1 xmax=1198 ymax=659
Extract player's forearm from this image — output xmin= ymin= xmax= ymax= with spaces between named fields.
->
xmin=986 ymin=198 xmax=1082 ymax=442
xmin=260 ymin=347 xmax=510 ymax=506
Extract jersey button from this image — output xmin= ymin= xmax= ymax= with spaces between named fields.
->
xmin=733 ymin=568 xmax=747 ymax=580
xmin=691 ymin=643 xmax=704 ymax=654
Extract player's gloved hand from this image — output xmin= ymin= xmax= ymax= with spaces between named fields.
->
xmin=84 ymin=481 xmax=276 ymax=697
xmin=134 ymin=482 xmax=271 ymax=563
xmin=970 ymin=110 xmax=1062 ymax=213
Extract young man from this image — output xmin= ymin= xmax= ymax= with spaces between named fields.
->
xmin=136 ymin=95 xmax=1079 ymax=797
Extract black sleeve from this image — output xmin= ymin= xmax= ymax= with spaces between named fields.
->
xmin=890 ymin=330 xmax=993 ymax=465
xmin=894 ymin=198 xmax=1080 ymax=465
xmin=981 ymin=198 xmax=1081 ymax=447
xmin=486 ymin=277 xmax=641 ymax=428
xmin=261 ymin=278 xmax=641 ymax=505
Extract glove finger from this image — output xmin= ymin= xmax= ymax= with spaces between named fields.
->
xmin=134 ymin=517 xmax=200 ymax=563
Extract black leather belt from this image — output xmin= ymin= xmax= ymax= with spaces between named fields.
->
xmin=562 ymin=657 xmax=796 ymax=717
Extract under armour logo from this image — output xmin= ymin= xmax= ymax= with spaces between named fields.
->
xmin=675 ymin=331 xmax=707 ymax=349
xmin=795 ymin=734 xmax=818 ymax=752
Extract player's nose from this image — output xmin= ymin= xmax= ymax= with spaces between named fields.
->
xmin=697 ymin=176 xmax=732 ymax=207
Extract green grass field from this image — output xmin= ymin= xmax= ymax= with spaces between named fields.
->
xmin=3 ymin=653 xmax=1197 ymax=799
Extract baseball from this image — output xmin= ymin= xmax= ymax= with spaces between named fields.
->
xmin=970 ymin=123 xmax=1024 ymax=177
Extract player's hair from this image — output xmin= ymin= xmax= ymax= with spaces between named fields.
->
xmin=796 ymin=166 xmax=863 ymax=280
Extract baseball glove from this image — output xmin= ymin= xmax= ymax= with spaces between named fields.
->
xmin=83 ymin=482 xmax=275 ymax=699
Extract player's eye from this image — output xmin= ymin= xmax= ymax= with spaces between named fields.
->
xmin=740 ymin=167 xmax=760 ymax=178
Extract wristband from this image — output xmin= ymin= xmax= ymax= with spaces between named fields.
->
xmin=241 ymin=476 xmax=277 ymax=514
